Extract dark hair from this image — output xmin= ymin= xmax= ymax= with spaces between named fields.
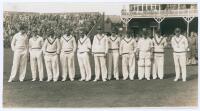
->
xmin=81 ymin=28 xmax=88 ymax=35
xmin=48 ymin=29 xmax=54 ymax=36
xmin=106 ymin=32 xmax=111 ymax=36
xmin=66 ymin=28 xmax=72 ymax=35
xmin=19 ymin=25 xmax=26 ymax=31
xmin=174 ymin=28 xmax=181 ymax=33
xmin=155 ymin=29 xmax=161 ymax=34
xmin=97 ymin=26 xmax=102 ymax=30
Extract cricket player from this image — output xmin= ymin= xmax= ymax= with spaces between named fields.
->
xmin=171 ymin=28 xmax=188 ymax=82
xmin=77 ymin=30 xmax=92 ymax=81
xmin=152 ymin=30 xmax=167 ymax=80
xmin=107 ymin=29 xmax=120 ymax=80
xmin=8 ymin=25 xmax=29 ymax=82
xmin=92 ymin=26 xmax=108 ymax=82
xmin=42 ymin=30 xmax=60 ymax=82
xmin=29 ymin=29 xmax=44 ymax=81
xmin=60 ymin=29 xmax=76 ymax=81
xmin=137 ymin=29 xmax=153 ymax=80
xmin=120 ymin=31 xmax=137 ymax=80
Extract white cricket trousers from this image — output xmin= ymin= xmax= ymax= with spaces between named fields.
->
xmin=94 ymin=55 xmax=107 ymax=80
xmin=107 ymin=51 xmax=119 ymax=79
xmin=60 ymin=52 xmax=75 ymax=80
xmin=138 ymin=51 xmax=151 ymax=79
xmin=44 ymin=54 xmax=59 ymax=81
xmin=30 ymin=50 xmax=44 ymax=81
xmin=122 ymin=53 xmax=135 ymax=80
xmin=77 ymin=52 xmax=91 ymax=80
xmin=173 ymin=52 xmax=187 ymax=80
xmin=152 ymin=53 xmax=164 ymax=79
xmin=9 ymin=49 xmax=28 ymax=81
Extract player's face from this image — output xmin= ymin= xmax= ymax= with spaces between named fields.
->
xmin=53 ymin=35 xmax=56 ymax=39
xmin=124 ymin=34 xmax=127 ymax=38
xmin=80 ymin=33 xmax=84 ymax=38
xmin=21 ymin=30 xmax=25 ymax=34
xmin=32 ymin=32 xmax=36 ymax=37
xmin=62 ymin=30 xmax=65 ymax=35
xmin=112 ymin=33 xmax=116 ymax=37
xmin=175 ymin=30 xmax=181 ymax=37
xmin=144 ymin=34 xmax=147 ymax=39
xmin=49 ymin=33 xmax=54 ymax=38
xmin=191 ymin=32 xmax=194 ymax=37
xmin=157 ymin=33 xmax=161 ymax=37
xmin=67 ymin=32 xmax=71 ymax=36
xmin=97 ymin=30 xmax=102 ymax=34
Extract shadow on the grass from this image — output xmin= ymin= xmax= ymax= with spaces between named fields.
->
xmin=187 ymin=75 xmax=198 ymax=81
xmin=164 ymin=73 xmax=175 ymax=79
xmin=164 ymin=73 xmax=198 ymax=81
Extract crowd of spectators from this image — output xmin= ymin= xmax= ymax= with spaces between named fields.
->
xmin=3 ymin=12 xmax=101 ymax=47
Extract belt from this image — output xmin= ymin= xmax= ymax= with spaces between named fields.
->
xmin=174 ymin=51 xmax=186 ymax=53
xmin=93 ymin=52 xmax=105 ymax=54
xmin=64 ymin=50 xmax=73 ymax=53
xmin=139 ymin=50 xmax=151 ymax=52
xmin=46 ymin=51 xmax=56 ymax=53
xmin=32 ymin=48 xmax=41 ymax=49
xmin=79 ymin=52 xmax=89 ymax=54
xmin=153 ymin=52 xmax=164 ymax=53
xmin=121 ymin=53 xmax=129 ymax=55
xmin=16 ymin=47 xmax=26 ymax=49
xmin=109 ymin=48 xmax=119 ymax=50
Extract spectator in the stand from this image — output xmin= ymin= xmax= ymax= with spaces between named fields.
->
xmin=187 ymin=32 xmax=198 ymax=65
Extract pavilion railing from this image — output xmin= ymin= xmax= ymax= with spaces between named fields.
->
xmin=121 ymin=9 xmax=198 ymax=18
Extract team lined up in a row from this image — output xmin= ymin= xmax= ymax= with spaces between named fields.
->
xmin=8 ymin=26 xmax=188 ymax=82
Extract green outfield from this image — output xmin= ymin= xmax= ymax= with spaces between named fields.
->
xmin=3 ymin=48 xmax=198 ymax=107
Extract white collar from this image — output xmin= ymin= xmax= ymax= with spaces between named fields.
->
xmin=143 ymin=37 xmax=150 ymax=40
xmin=19 ymin=32 xmax=26 ymax=37
xmin=123 ymin=37 xmax=132 ymax=43
xmin=175 ymin=35 xmax=183 ymax=39
xmin=80 ymin=36 xmax=87 ymax=41
xmin=63 ymin=35 xmax=72 ymax=40
xmin=79 ymin=36 xmax=88 ymax=44
xmin=32 ymin=36 xmax=38 ymax=40
xmin=67 ymin=35 xmax=72 ymax=38
xmin=47 ymin=37 xmax=56 ymax=44
xmin=155 ymin=35 xmax=162 ymax=39
xmin=49 ymin=37 xmax=55 ymax=40
xmin=125 ymin=37 xmax=131 ymax=40
xmin=97 ymin=35 xmax=103 ymax=39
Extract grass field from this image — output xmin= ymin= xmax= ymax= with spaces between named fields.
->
xmin=3 ymin=48 xmax=198 ymax=107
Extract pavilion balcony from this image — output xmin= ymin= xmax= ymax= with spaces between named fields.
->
xmin=121 ymin=9 xmax=198 ymax=18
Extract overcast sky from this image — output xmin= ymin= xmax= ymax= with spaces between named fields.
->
xmin=3 ymin=2 xmax=131 ymax=15
xmin=3 ymin=0 xmax=198 ymax=15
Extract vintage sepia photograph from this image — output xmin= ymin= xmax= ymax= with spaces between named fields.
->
xmin=2 ymin=0 xmax=199 ymax=109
